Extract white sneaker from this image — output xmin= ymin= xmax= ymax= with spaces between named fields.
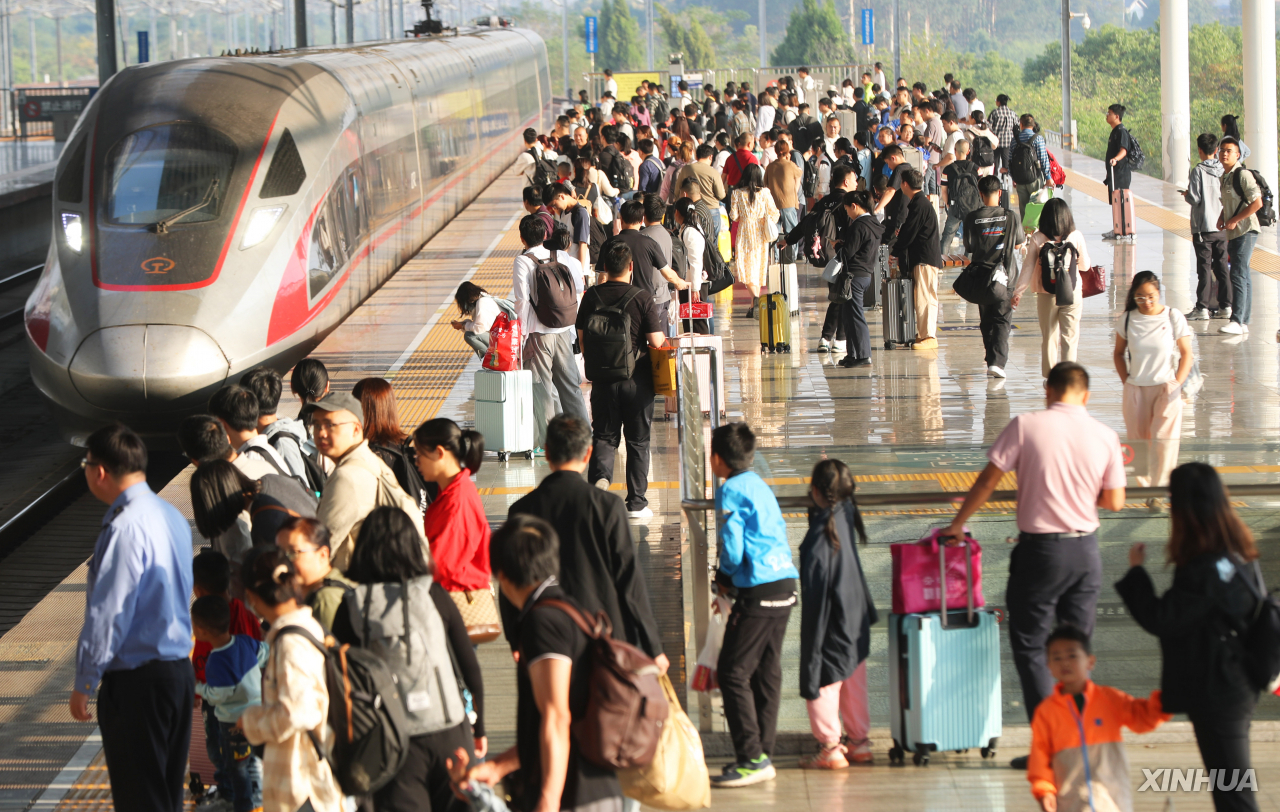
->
xmin=832 ymin=339 xmax=847 ymax=353
xmin=594 ymin=478 xmax=610 ymax=490
xmin=1188 ymin=307 xmax=1210 ymax=321
xmin=1243 ymin=323 xmax=1250 ymax=333
xmin=1217 ymin=306 xmax=1232 ymax=320
xmin=816 ymin=338 xmax=831 ymax=352
xmin=988 ymin=365 xmax=1006 ymax=378
xmin=627 ymin=507 xmax=654 ymax=519
xmin=1219 ymin=321 xmax=1244 ymax=335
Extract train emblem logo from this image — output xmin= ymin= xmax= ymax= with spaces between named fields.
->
xmin=141 ymin=257 xmax=174 ymax=274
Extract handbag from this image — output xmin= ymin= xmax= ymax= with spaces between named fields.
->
xmin=765 ymin=217 xmax=780 ymax=242
xmin=690 ymin=596 xmax=730 ymax=692
xmin=481 ymin=312 xmax=522 ymax=372
xmin=890 ymin=528 xmax=984 ymax=618
xmin=1081 ymin=264 xmax=1106 ymax=298
xmin=619 ymin=674 xmax=712 ymax=810
xmin=448 ymin=586 xmax=503 ymax=644
xmin=651 ymin=346 xmax=678 ymax=397
xmin=821 ymin=256 xmax=843 ymax=283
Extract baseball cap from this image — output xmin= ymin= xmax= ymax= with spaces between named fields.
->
xmin=307 ymin=391 xmax=364 ymax=424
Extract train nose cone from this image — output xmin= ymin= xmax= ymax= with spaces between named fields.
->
xmin=69 ymin=325 xmax=230 ymax=412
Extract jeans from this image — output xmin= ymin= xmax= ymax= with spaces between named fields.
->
xmin=524 ymin=331 xmax=589 ymax=446
xmin=778 ymin=207 xmax=800 ymax=263
xmin=940 ymin=212 xmax=964 ymax=253
xmin=464 ymin=330 xmax=490 ymax=359
xmin=202 ymin=701 xmax=231 ymax=797
xmin=587 ymin=370 xmax=655 ymax=511
xmin=218 ymin=722 xmax=263 ymax=812
xmin=1228 ymin=231 xmax=1258 ymax=325
xmin=1193 ymin=231 xmax=1231 ymax=311
xmin=841 ymin=276 xmax=871 ymax=359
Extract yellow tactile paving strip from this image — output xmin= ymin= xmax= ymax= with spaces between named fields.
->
xmin=1062 ymin=166 xmax=1280 ymax=281
xmin=388 ymin=228 xmax=523 ymax=429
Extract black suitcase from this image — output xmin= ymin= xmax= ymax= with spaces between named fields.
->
xmin=865 ymin=245 xmax=888 ymax=310
xmin=882 ymin=276 xmax=917 ymax=349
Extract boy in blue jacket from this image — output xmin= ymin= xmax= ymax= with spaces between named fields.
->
xmin=709 ymin=423 xmax=799 ymax=788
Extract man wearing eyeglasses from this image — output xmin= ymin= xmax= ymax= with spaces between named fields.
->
xmin=311 ymin=391 xmax=421 ymax=570
xmin=71 ymin=422 xmax=195 ymax=811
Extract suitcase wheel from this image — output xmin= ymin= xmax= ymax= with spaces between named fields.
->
xmin=912 ymin=751 xmax=929 ymax=766
xmin=525 ymin=450 xmax=535 ymax=460
xmin=884 ymin=340 xmax=893 ymax=349
xmin=499 ymin=451 xmax=510 ymax=462
xmin=888 ymin=745 xmax=905 ymax=766
xmin=981 ymin=746 xmax=997 ymax=759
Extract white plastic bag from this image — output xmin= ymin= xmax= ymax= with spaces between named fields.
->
xmin=690 ymin=596 xmax=731 ymax=692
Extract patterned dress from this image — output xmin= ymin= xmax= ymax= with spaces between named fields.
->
xmin=730 ymin=187 xmax=781 ymax=289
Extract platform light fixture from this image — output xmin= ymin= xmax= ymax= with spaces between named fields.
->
xmin=61 ymin=212 xmax=82 ymax=253
xmin=240 ymin=205 xmax=285 ymax=249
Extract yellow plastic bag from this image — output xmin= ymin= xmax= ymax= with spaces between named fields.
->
xmin=651 ymin=346 xmax=678 ymax=397
xmin=619 ymin=675 xmax=711 ymax=810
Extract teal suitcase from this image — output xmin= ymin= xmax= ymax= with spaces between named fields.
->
xmin=887 ymin=609 xmax=1002 ymax=765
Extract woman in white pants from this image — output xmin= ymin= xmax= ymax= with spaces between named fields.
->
xmin=1113 ymin=271 xmax=1194 ymax=490
xmin=1012 ymin=198 xmax=1091 ymax=378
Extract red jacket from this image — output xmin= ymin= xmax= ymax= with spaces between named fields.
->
xmin=423 ymin=470 xmax=492 ymax=592
xmin=192 ymin=597 xmax=262 ymax=684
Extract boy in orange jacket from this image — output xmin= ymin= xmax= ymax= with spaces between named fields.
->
xmin=1028 ymin=625 xmax=1171 ymax=812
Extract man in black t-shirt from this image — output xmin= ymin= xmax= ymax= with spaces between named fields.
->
xmin=962 ymin=175 xmax=1025 ymax=377
xmin=873 ymin=145 xmax=909 ymax=239
xmin=467 ymin=515 xmax=624 ymax=812
xmin=596 ymin=199 xmax=687 ymax=335
xmin=577 ymin=241 xmax=667 ymax=519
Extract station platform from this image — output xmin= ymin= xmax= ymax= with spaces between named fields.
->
xmin=6 ymin=151 xmax=1280 ymax=811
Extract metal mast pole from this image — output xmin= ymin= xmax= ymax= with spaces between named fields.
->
xmin=345 ymin=0 xmax=353 ymax=42
xmin=295 ymin=0 xmax=307 ymax=45
xmin=1061 ymin=0 xmax=1071 ymax=149
xmin=891 ymin=0 xmax=899 ymax=82
xmin=96 ymin=0 xmax=118 ymax=84
xmin=562 ymin=0 xmax=569 ymax=98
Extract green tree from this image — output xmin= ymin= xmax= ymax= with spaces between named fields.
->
xmin=770 ymin=0 xmax=851 ymax=67
xmin=657 ymin=5 xmax=715 ymax=68
xmin=599 ymin=0 xmax=643 ymax=72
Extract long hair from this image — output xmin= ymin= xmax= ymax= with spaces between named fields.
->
xmin=810 ymin=459 xmax=866 ymax=550
xmin=1124 ymin=270 xmax=1161 ymax=312
xmin=1038 ymin=198 xmax=1077 ymax=240
xmin=1221 ymin=114 xmax=1243 ymax=141
xmin=190 ymin=459 xmax=254 ymax=539
xmin=352 ymin=377 xmax=409 ymax=446
xmin=1168 ymin=462 xmax=1257 ymax=566
xmin=740 ymin=163 xmax=764 ymax=203
xmin=454 ymin=281 xmax=487 ymax=317
xmin=414 ymin=417 xmax=484 ymax=474
xmin=346 ymin=506 xmax=434 ymax=583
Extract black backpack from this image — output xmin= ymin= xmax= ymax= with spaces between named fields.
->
xmin=604 ymin=149 xmax=632 ymax=193
xmin=369 ymin=439 xmax=432 ymax=513
xmin=694 ymin=225 xmax=732 ymax=294
xmin=528 ymin=250 xmax=579 ymax=328
xmin=1009 ymin=137 xmax=1044 ymax=186
xmin=1038 ymin=240 xmax=1079 ymax=306
xmin=1124 ymin=127 xmax=1146 ymax=171
xmin=267 ymin=432 xmax=328 ymax=498
xmin=802 ymin=152 xmax=820 ymax=199
xmin=1233 ymin=168 xmax=1278 ymax=227
xmin=810 ymin=202 xmax=842 ymax=267
xmin=1231 ymin=559 xmax=1280 ymax=692
xmin=275 ymin=625 xmax=411 ymax=796
xmin=667 ymin=228 xmax=688 ymax=281
xmin=581 ymin=287 xmax=642 ymax=383
xmin=527 ymin=148 xmax=557 ymax=188
xmin=969 ymin=134 xmax=995 ymax=168
xmin=949 ymin=164 xmax=983 ymax=218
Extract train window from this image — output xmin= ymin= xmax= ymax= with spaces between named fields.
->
xmin=308 ymin=183 xmax=350 ymax=299
xmin=57 ymin=136 xmax=87 ymax=204
xmin=106 ymin=123 xmax=236 ymax=226
xmin=260 ymin=128 xmax=306 ymax=198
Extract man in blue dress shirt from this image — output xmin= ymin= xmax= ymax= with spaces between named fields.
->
xmin=70 ymin=423 xmax=195 ymax=812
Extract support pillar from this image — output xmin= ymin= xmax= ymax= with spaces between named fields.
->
xmin=94 ymin=0 xmax=116 ymax=83
xmin=758 ymin=0 xmax=765 ymax=67
xmin=295 ymin=0 xmax=307 ymax=47
xmin=1159 ymin=0 xmax=1190 ymax=184
xmin=1242 ymin=0 xmax=1277 ymax=191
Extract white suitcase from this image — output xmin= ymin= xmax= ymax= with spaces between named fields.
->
xmin=473 ymin=369 xmax=535 ymax=461
xmin=767 ymin=262 xmax=801 ymax=315
xmin=664 ymin=334 xmax=725 ymax=417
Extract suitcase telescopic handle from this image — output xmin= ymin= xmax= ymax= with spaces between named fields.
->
xmin=938 ymin=537 xmax=976 ymax=628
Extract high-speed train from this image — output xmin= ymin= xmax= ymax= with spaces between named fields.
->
xmin=25 ymin=26 xmax=550 ymax=442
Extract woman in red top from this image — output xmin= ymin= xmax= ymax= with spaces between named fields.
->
xmin=415 ymin=418 xmax=490 ymax=592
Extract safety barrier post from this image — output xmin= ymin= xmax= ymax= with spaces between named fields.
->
xmin=675 ymin=344 xmax=719 ymax=732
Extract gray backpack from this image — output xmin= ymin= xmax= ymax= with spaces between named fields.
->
xmin=356 ymin=576 xmax=466 ymax=737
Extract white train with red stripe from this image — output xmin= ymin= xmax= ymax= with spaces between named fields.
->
xmin=25 ymin=26 xmax=549 ymax=441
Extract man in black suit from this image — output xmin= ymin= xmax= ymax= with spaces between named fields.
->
xmin=504 ymin=415 xmax=667 ymax=670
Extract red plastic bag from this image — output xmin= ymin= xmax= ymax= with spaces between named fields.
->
xmin=482 ymin=312 xmax=522 ymax=372
xmin=1048 ymin=150 xmax=1067 ymax=187
xmin=890 ymin=528 xmax=984 ymax=615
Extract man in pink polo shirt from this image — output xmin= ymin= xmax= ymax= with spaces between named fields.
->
xmin=942 ymin=362 xmax=1126 ymax=770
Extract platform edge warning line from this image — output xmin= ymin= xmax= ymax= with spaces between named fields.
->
xmin=29 ymin=728 xmax=101 ymax=810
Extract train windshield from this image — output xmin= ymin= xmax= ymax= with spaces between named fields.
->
xmin=106 ymin=123 xmax=237 ymax=226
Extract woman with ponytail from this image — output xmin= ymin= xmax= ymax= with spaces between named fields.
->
xmin=798 ymin=459 xmax=878 ymax=770
xmin=237 ymin=546 xmax=343 ymax=812
xmin=415 ymin=419 xmax=497 ymax=640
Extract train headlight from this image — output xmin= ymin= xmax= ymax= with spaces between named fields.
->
xmin=61 ymin=212 xmax=83 ymax=253
xmin=240 ymin=206 xmax=286 ymax=250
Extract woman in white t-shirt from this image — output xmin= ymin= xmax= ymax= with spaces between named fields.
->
xmin=674 ymin=197 xmax=711 ymax=334
xmin=1113 ymin=271 xmax=1194 ymax=490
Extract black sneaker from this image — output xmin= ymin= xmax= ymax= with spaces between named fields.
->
xmin=840 ymin=356 xmax=871 ymax=368
xmin=1010 ymin=755 xmax=1029 ymax=770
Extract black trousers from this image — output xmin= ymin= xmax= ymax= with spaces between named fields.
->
xmin=820 ymin=286 xmax=847 ymax=341
xmin=587 ymin=370 xmax=655 ymax=511
xmin=1189 ymin=703 xmax=1260 ymax=812
xmin=1006 ymin=534 xmax=1101 ymax=721
xmin=840 ymin=276 xmax=871 ymax=359
xmin=978 ymin=292 xmax=1013 ymax=368
xmin=98 ymin=658 xmax=194 ymax=812
xmin=716 ymin=594 xmax=794 ymax=762
xmin=1193 ymin=231 xmax=1231 ymax=311
xmin=375 ymin=722 xmax=474 ymax=812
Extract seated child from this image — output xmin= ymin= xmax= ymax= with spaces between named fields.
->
xmin=194 ymin=594 xmax=269 ymax=812
xmin=1028 ymin=625 xmax=1171 ymax=812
